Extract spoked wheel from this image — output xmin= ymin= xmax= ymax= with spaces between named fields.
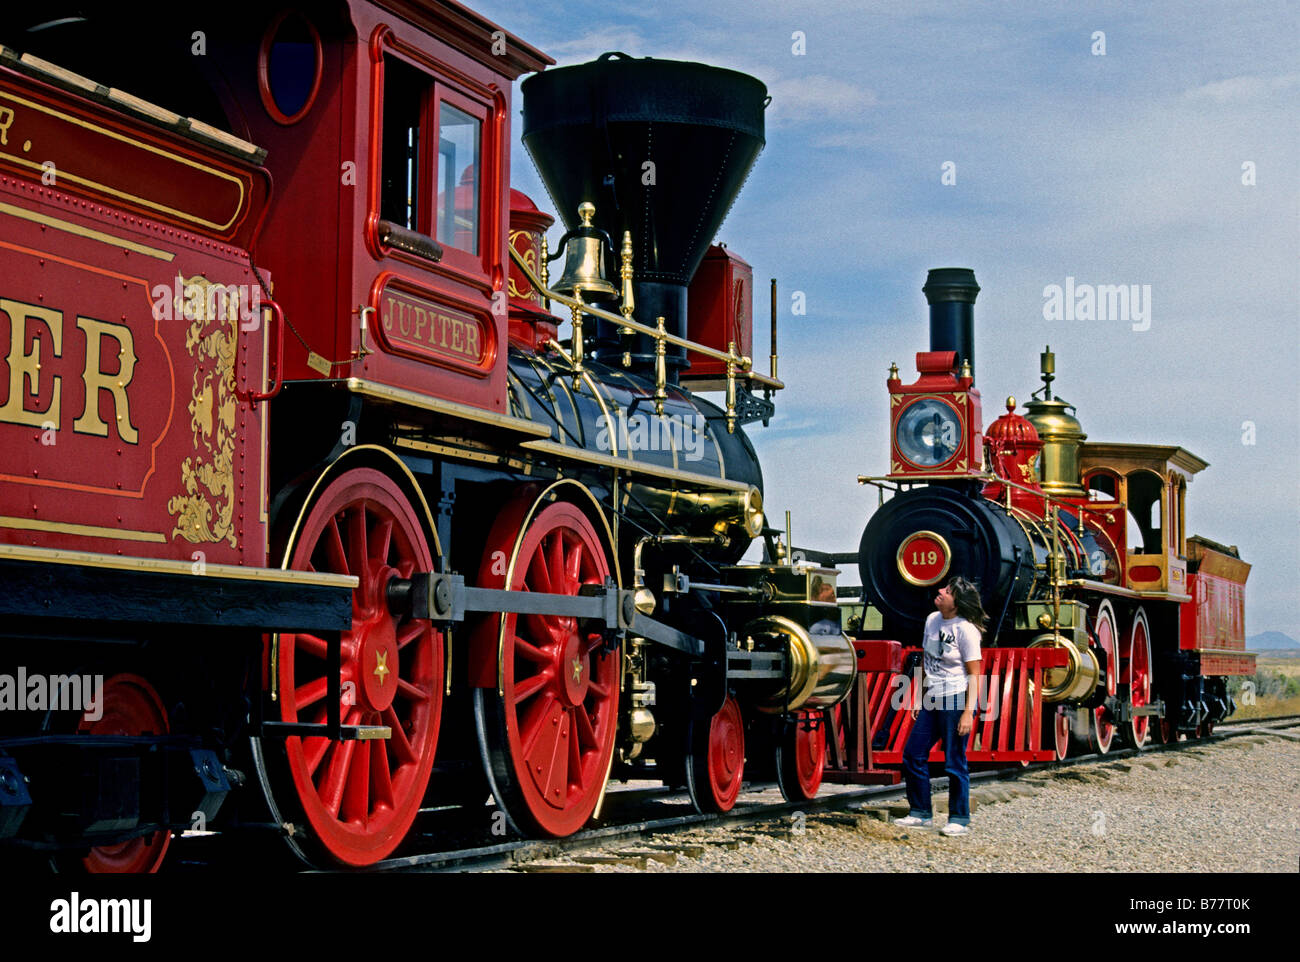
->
xmin=1116 ymin=607 xmax=1152 ymax=750
xmin=262 ymin=467 xmax=442 ymax=867
xmin=473 ymin=497 xmax=620 ymax=838
xmin=775 ymin=710 xmax=827 ymax=802
xmin=1043 ymin=705 xmax=1070 ymax=762
xmin=687 ymin=695 xmax=745 ymax=813
xmin=1152 ymin=708 xmax=1176 ymax=745
xmin=77 ymin=674 xmax=172 ymax=874
xmin=1085 ymin=600 xmax=1118 ymax=755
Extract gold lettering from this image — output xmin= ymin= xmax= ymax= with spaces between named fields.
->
xmin=413 ymin=307 xmax=428 ymax=342
xmin=74 ymin=316 xmax=138 ymax=444
xmin=382 ymin=296 xmax=394 ymax=331
xmin=398 ymin=302 xmax=410 ymax=337
xmin=466 ymin=322 xmax=480 ymax=361
xmin=0 ymin=298 xmax=62 ymax=427
xmin=450 ymin=317 xmax=464 ymax=354
xmin=438 ymin=313 xmax=449 ymax=347
xmin=0 ymin=107 xmax=13 ymax=146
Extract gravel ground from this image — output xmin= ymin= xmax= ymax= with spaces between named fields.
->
xmin=523 ymin=732 xmax=1299 ymax=873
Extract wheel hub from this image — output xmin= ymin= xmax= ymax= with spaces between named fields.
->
xmin=558 ymin=630 xmax=590 ymax=708
xmin=354 ymin=611 xmax=399 ymax=713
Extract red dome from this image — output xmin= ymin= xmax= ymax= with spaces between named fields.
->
xmin=985 ymin=397 xmax=1041 ymax=449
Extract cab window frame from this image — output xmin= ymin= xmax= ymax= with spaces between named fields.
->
xmin=375 ymin=50 xmax=492 ymax=280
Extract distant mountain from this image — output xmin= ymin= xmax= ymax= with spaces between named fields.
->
xmin=1247 ymin=631 xmax=1300 ymax=651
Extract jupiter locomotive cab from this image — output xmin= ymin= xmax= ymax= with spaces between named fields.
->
xmin=0 ymin=1 xmax=858 ymax=871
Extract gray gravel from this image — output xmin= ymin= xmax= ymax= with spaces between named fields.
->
xmin=538 ymin=732 xmax=1299 ymax=873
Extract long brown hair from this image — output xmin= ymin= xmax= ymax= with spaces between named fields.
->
xmin=946 ymin=576 xmax=989 ymax=634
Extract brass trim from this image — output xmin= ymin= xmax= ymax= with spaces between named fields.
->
xmin=345 ymin=378 xmax=551 ymax=437
xmin=0 ymin=542 xmax=356 ymax=588
xmin=0 ymin=200 xmax=175 ymax=261
xmin=1191 ymin=647 xmax=1256 ymax=657
xmin=0 ymin=89 xmax=247 ymax=232
xmin=0 ymin=515 xmax=165 ymax=542
xmin=895 ymin=530 xmax=952 ymax=587
xmin=519 ymin=439 xmax=743 ymax=491
xmin=1060 ymin=578 xmax=1190 ymax=604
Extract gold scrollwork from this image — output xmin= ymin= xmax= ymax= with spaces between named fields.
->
xmin=507 ymin=229 xmax=539 ymax=303
xmin=167 ymin=276 xmax=238 ymax=547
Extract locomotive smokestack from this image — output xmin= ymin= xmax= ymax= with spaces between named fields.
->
xmin=922 ymin=268 xmax=979 ymax=376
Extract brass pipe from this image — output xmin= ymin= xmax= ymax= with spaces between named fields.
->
xmin=570 ymin=291 xmax=586 ymax=387
xmin=654 ymin=316 xmax=668 ymax=415
xmin=620 ymin=231 xmax=635 ymax=368
xmin=540 ymin=235 xmax=550 ymax=310
xmin=725 ymin=340 xmax=738 ymax=434
xmin=769 ymin=277 xmax=778 ymax=380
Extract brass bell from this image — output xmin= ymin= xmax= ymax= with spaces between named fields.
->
xmin=550 ymin=202 xmax=618 ymax=299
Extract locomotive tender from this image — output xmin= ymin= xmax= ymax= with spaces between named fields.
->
xmin=0 ymin=0 xmax=1252 ymax=871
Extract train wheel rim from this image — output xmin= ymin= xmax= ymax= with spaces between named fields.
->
xmin=1046 ymin=706 xmax=1070 ymax=761
xmin=78 ymin=674 xmax=172 ymax=874
xmin=776 ymin=710 xmax=826 ymax=801
xmin=477 ymin=500 xmax=619 ymax=837
xmin=1126 ymin=609 xmax=1152 ymax=748
xmin=278 ymin=468 xmax=442 ymax=866
xmin=1091 ymin=600 xmax=1117 ymax=754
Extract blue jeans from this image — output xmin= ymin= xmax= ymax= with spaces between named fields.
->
xmin=901 ymin=692 xmax=970 ymax=825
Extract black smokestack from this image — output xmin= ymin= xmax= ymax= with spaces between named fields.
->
xmin=922 ymin=268 xmax=980 ymax=376
xmin=521 ymin=54 xmax=766 ymax=378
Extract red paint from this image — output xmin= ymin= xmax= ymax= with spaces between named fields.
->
xmin=683 ymin=245 xmax=752 ymax=382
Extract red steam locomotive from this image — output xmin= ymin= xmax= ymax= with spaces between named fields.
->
xmin=0 ymin=0 xmax=1252 ymax=872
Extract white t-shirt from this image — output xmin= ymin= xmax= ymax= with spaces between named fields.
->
xmin=922 ymin=612 xmax=982 ymax=698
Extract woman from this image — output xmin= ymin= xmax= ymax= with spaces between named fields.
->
xmin=894 ymin=576 xmax=986 ymax=837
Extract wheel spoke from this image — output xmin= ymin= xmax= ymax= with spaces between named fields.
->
xmin=523 ymin=612 xmax=560 ymax=647
xmin=527 ymin=543 xmax=553 ymax=595
xmin=347 ymin=506 xmax=370 ymax=604
xmin=396 ymin=678 xmax=429 ymax=703
xmin=396 ymin=623 xmax=424 ymax=650
xmin=573 ymin=702 xmax=597 ymax=751
xmin=341 ymin=739 xmax=371 ymax=824
xmin=294 ymin=633 xmax=330 ymax=660
xmin=586 ymin=678 xmax=609 ymax=699
xmin=318 ymin=708 xmax=362 ymax=818
xmin=567 ymin=708 xmax=584 ymax=788
xmin=513 ymin=669 xmax=553 ymax=706
xmin=513 ymin=634 xmax=552 ymax=665
xmin=324 ymin=516 xmax=348 ymax=576
xmin=565 ymin=539 xmax=583 ymax=594
xmin=371 ymin=736 xmax=395 ymax=810
xmin=370 ymin=517 xmax=393 ymax=569
xmin=304 ymin=735 xmax=330 ymax=778
xmin=294 ymin=677 xmax=329 ymax=711
xmin=382 ymin=706 xmax=416 ymax=765
xmin=520 ymin=691 xmax=557 ymax=760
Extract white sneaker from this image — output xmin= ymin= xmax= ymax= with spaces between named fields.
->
xmin=941 ymin=822 xmax=970 ymax=836
xmin=894 ymin=815 xmax=934 ymax=828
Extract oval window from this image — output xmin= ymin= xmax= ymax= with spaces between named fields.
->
xmin=258 ymin=11 xmax=322 ymax=125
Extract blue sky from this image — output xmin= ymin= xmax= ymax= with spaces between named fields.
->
xmin=475 ymin=0 xmax=1299 ymax=636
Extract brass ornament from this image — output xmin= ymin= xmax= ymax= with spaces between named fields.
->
xmin=167 ymin=276 xmax=239 ymax=547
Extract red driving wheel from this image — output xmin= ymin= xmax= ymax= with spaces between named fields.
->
xmin=78 ymin=674 xmax=171 ymax=873
xmin=775 ymin=710 xmax=826 ymax=802
xmin=473 ymin=498 xmax=620 ymax=838
xmin=1088 ymin=600 xmax=1118 ymax=754
xmin=275 ymin=468 xmax=442 ymax=866
xmin=688 ymin=695 xmax=745 ymax=813
xmin=1118 ymin=608 xmax=1152 ymax=749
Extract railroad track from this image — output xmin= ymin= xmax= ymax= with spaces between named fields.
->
xmin=277 ymin=712 xmax=1297 ymax=873
xmin=162 ymin=712 xmax=1300 ymax=873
